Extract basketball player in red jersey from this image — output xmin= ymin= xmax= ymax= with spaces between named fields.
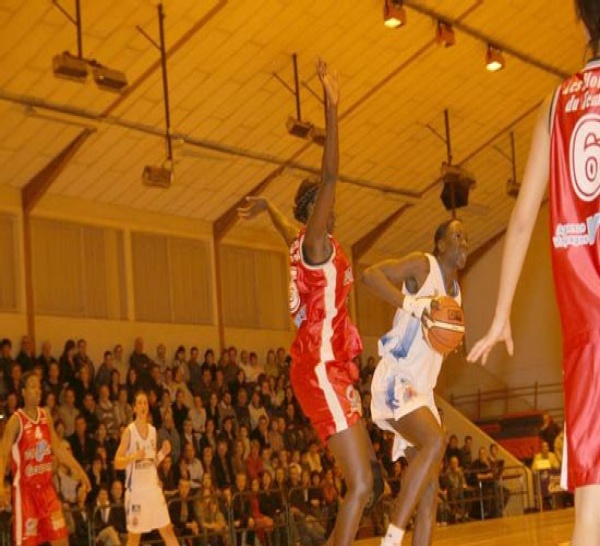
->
xmin=468 ymin=2 xmax=600 ymax=543
xmin=0 ymin=371 xmax=91 ymax=546
xmin=239 ymin=59 xmax=381 ymax=546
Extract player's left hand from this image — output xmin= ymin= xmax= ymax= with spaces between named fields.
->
xmin=316 ymin=58 xmax=339 ymax=106
xmin=160 ymin=440 xmax=172 ymax=457
xmin=467 ymin=317 xmax=513 ymax=365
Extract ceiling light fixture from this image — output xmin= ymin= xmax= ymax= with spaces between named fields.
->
xmin=51 ymin=0 xmax=128 ymax=92
xmin=436 ymin=21 xmax=455 ymax=47
xmin=486 ymin=45 xmax=505 ymax=72
xmin=384 ymin=0 xmax=406 ymax=29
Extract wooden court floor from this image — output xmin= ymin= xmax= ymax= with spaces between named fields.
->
xmin=355 ymin=508 xmax=573 ymax=545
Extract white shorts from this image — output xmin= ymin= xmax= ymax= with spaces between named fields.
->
xmin=125 ymin=486 xmax=171 ymax=534
xmin=371 ymin=353 xmax=441 ymax=460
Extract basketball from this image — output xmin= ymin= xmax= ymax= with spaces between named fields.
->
xmin=424 ymin=296 xmax=465 ymax=355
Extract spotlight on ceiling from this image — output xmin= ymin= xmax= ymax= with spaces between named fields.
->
xmin=91 ymin=64 xmax=128 ymax=92
xmin=142 ymin=162 xmax=174 ymax=189
xmin=52 ymin=52 xmax=88 ymax=83
xmin=485 ymin=45 xmax=505 ymax=72
xmin=384 ymin=0 xmax=406 ymax=29
xmin=436 ymin=21 xmax=455 ymax=47
xmin=286 ymin=116 xmax=313 ymax=139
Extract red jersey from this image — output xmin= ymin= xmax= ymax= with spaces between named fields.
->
xmin=549 ymin=59 xmax=600 ymax=352
xmin=12 ymin=407 xmax=53 ymax=488
xmin=289 ymin=228 xmax=362 ymax=367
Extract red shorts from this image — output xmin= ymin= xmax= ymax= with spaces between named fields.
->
xmin=290 ymin=360 xmax=362 ymax=443
xmin=13 ymin=482 xmax=68 ymax=546
xmin=564 ymin=335 xmax=600 ymax=489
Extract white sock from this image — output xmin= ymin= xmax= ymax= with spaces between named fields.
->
xmin=380 ymin=523 xmax=405 ymax=546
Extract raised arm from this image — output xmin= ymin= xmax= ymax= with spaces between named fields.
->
xmin=238 ymin=196 xmax=299 ymax=247
xmin=361 ymin=252 xmax=434 ymax=317
xmin=0 ymin=415 xmax=19 ymax=504
xmin=467 ymin=96 xmax=551 ymax=364
xmin=303 ymin=58 xmax=339 ymax=263
xmin=47 ymin=412 xmax=91 ymax=491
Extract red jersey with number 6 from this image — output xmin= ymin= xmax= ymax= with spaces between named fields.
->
xmin=549 ymin=59 xmax=600 ymax=349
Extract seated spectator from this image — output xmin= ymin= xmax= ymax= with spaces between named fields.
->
xmin=206 ymin=392 xmax=220 ymax=431
xmin=218 ymin=392 xmax=237 ymax=429
xmin=172 ymin=346 xmax=190 ymax=384
xmin=81 ymin=392 xmax=100 ymax=435
xmin=114 ymin=386 xmax=132 ymax=428
xmin=234 ymin=389 xmax=251 ymax=430
xmin=155 ymin=343 xmax=169 ymax=376
xmin=268 ymin=418 xmax=284 ymax=454
xmin=129 ymin=337 xmax=153 ymax=391
xmin=306 ymin=441 xmax=323 ymax=474
xmin=188 ymin=395 xmax=206 ymax=439
xmin=200 ymin=418 xmax=217 ymax=453
xmin=95 ymin=351 xmax=115 ymax=394
xmin=200 ymin=497 xmax=227 ymax=546
xmin=231 ymin=440 xmax=247 ymax=476
xmin=250 ymin=476 xmax=274 ymax=542
xmin=468 ymin=447 xmax=495 ymax=520
xmin=169 ymin=479 xmax=201 ymax=542
xmin=43 ymin=391 xmax=60 ymax=421
xmin=158 ymin=410 xmax=181 ymax=464
xmin=37 ymin=340 xmax=57 ymax=374
xmin=444 ymin=455 xmax=468 ymax=522
xmin=232 ymin=473 xmax=255 ymax=545
xmin=213 ymin=437 xmax=235 ymax=490
xmin=180 ymin=418 xmax=196 ymax=454
xmin=59 ymin=339 xmax=77 ymax=385
xmin=460 ymin=436 xmax=473 ymax=469
xmin=179 ymin=442 xmax=204 ymax=491
xmin=68 ymin=483 xmax=92 ymax=546
xmin=43 ymin=361 xmax=62 ymax=402
xmin=109 ymin=479 xmax=127 ymax=535
xmin=197 ymin=368 xmax=214 ymax=406
xmin=96 ymin=385 xmax=119 ymax=438
xmin=16 ymin=335 xmax=35 ymax=373
xmin=158 ymin=454 xmax=179 ymax=498
xmin=249 ymin=391 xmax=268 ymax=431
xmin=445 ymin=434 xmax=462 ymax=464
xmin=93 ymin=484 xmax=122 ymax=546
xmin=532 ymin=441 xmax=560 ymax=471
xmin=201 ymin=349 xmax=217 ymax=380
xmin=172 ymin=365 xmax=193 ymax=409
xmin=539 ymin=412 xmax=561 ymax=452
xmin=112 ymin=344 xmax=127 ymax=385
xmin=246 ymin=440 xmax=264 ymax=481
xmin=69 ymin=415 xmax=97 ymax=472
xmin=109 ymin=370 xmax=121 ymax=402
xmin=72 ymin=363 xmax=94 ymax=409
xmin=250 ymin=415 xmax=269 ymax=448
xmin=188 ymin=347 xmax=203 ymax=394
xmin=171 ymin=389 xmax=190 ymax=434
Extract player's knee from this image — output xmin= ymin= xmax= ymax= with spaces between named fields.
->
xmin=428 ymin=427 xmax=446 ymax=460
xmin=350 ymin=467 xmax=373 ymax=504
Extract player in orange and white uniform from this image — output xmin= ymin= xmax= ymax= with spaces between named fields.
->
xmin=239 ymin=58 xmax=381 ymax=546
xmin=0 ymin=372 xmax=90 ymax=546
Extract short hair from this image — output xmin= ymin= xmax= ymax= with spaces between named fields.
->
xmin=1 ymin=338 xmax=11 ymax=348
xmin=20 ymin=370 xmax=37 ymax=390
xmin=104 ymin=350 xmax=112 ymax=358
xmin=433 ymin=218 xmax=463 ymax=256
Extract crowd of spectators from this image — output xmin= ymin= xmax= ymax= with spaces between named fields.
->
xmin=0 ymin=336 xmax=568 ymax=545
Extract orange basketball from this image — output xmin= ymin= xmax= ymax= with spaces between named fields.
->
xmin=424 ymin=296 xmax=465 ymax=355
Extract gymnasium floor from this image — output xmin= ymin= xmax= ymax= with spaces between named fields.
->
xmin=355 ymin=508 xmax=573 ymax=545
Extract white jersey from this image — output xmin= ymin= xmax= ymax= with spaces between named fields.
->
xmin=371 ymin=253 xmax=461 ymax=460
xmin=125 ymin=422 xmax=160 ymax=492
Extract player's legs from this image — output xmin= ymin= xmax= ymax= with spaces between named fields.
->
xmin=384 ymin=407 xmax=445 ymax=541
xmin=324 ymin=419 xmax=374 ymax=546
xmin=35 ymin=487 xmax=69 ymax=546
xmin=157 ymin=523 xmax=180 ymax=546
xmin=125 ymin=532 xmax=142 ymax=546
xmin=571 ymin=484 xmax=600 ymax=545
xmin=411 ymin=473 xmax=439 ymax=546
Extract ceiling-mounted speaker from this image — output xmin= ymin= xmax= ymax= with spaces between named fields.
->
xmin=440 ymin=164 xmax=475 ymax=210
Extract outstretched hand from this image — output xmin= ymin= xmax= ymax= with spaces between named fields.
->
xmin=316 ymin=58 xmax=339 ymax=106
xmin=466 ymin=318 xmax=514 ymax=365
xmin=238 ymin=196 xmax=268 ymax=221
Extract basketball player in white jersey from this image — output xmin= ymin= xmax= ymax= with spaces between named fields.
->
xmin=362 ymin=219 xmax=468 ymax=546
xmin=114 ymin=391 xmax=178 ymax=546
